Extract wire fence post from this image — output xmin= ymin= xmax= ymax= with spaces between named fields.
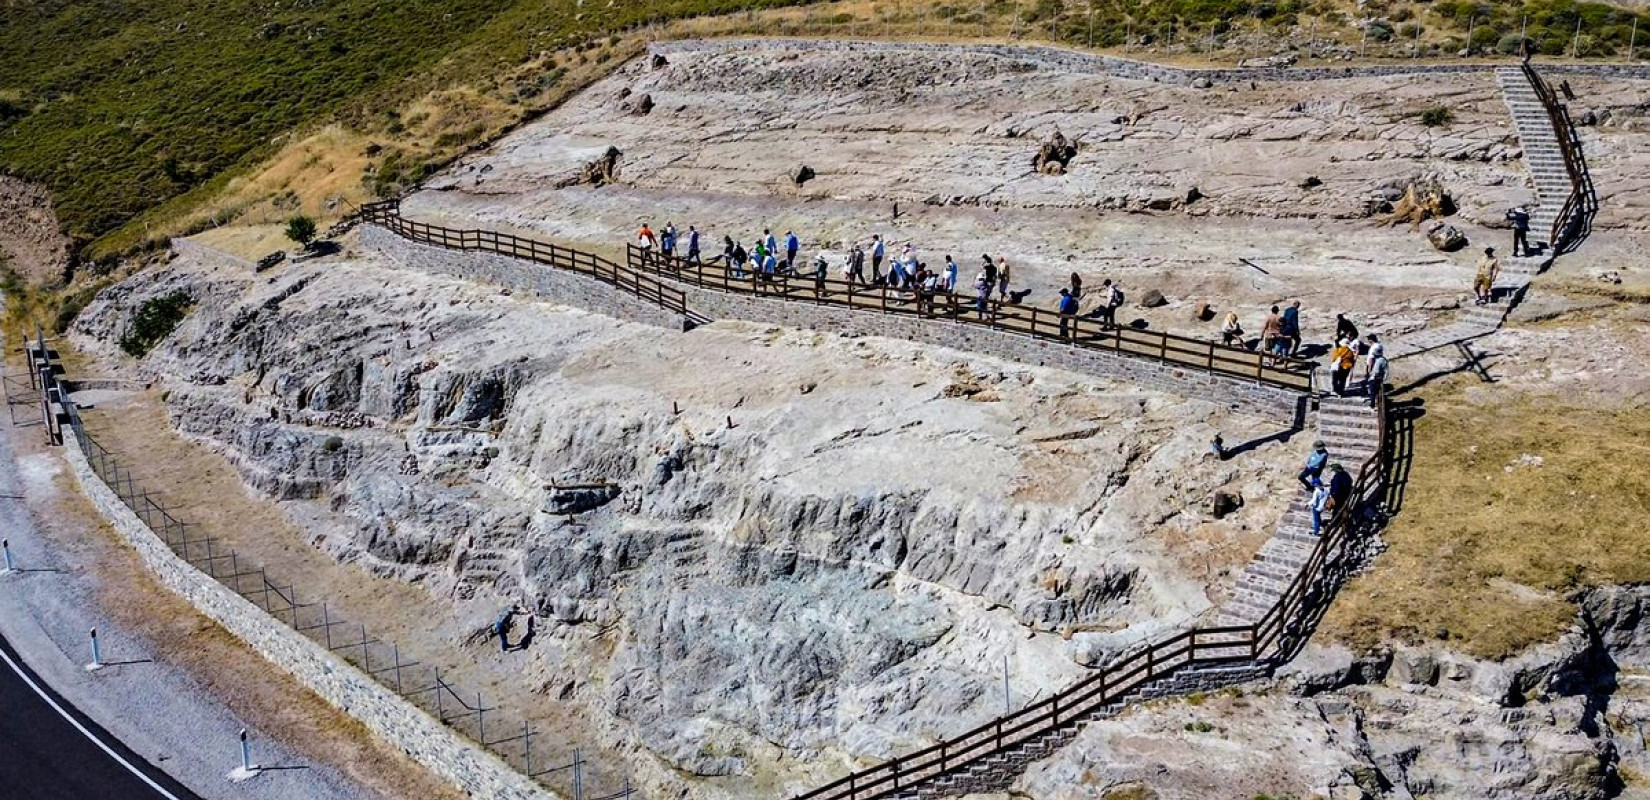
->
xmin=574 ymin=749 xmax=585 ymax=800
xmin=2 ymin=539 xmax=13 ymax=573
xmin=87 ymin=627 xmax=103 ymax=671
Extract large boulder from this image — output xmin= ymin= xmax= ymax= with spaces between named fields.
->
xmin=1139 ymin=289 xmax=1168 ymax=308
xmin=1425 ymin=220 xmax=1468 ymax=251
xmin=1032 ymin=129 xmax=1078 ymax=176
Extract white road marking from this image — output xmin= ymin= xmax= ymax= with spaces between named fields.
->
xmin=0 ymin=640 xmax=187 ymax=800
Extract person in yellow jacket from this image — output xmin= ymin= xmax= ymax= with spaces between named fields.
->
xmin=1474 ymin=246 xmax=1500 ymax=306
xmin=1329 ymin=338 xmax=1357 ymax=396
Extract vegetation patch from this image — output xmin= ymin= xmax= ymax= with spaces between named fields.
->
xmin=119 ymin=291 xmax=195 ymax=358
xmin=1323 ymin=381 xmax=1650 ymax=660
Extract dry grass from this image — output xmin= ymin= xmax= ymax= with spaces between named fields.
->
xmin=1322 ymin=377 xmax=1650 ymax=660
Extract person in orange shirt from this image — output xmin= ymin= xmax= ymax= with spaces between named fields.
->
xmin=1328 ymin=338 xmax=1357 ymax=396
xmin=637 ymin=223 xmax=657 ymax=250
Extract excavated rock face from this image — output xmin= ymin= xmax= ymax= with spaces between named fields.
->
xmin=0 ymin=175 xmax=72 ymax=284
xmin=74 ymin=240 xmax=1303 ymax=780
xmin=1020 ymin=586 xmax=1650 ymax=800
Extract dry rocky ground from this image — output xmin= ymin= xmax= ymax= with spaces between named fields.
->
xmin=51 ymin=40 xmax=1650 ymax=800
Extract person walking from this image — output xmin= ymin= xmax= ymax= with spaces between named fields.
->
xmin=661 ymin=222 xmax=677 ymax=257
xmin=871 ymin=235 xmax=886 ymax=284
xmin=1335 ymin=314 xmax=1359 ymax=347
xmin=1507 ymin=205 xmax=1531 ymax=257
xmin=1098 ymin=279 xmax=1120 ymax=326
xmin=785 ymin=230 xmax=800 ymax=270
xmin=1221 ymin=310 xmax=1245 ymax=347
xmin=764 ymin=229 xmax=778 ymax=261
xmin=1365 ymin=351 xmax=1389 ymax=407
xmin=997 ymin=258 xmax=1011 ymax=301
xmin=1069 ymin=271 xmax=1083 ymax=300
xmin=1329 ymin=337 xmax=1357 ymax=396
xmin=974 ymin=273 xmax=992 ymax=319
xmin=982 ymin=255 xmax=997 ymax=288
xmin=687 ymin=226 xmax=702 ymax=263
xmin=494 ymin=606 xmax=519 ymax=652
xmin=849 ymin=245 xmax=867 ymax=285
xmin=1309 ymin=477 xmax=1332 ymax=537
xmin=1281 ymin=300 xmax=1302 ymax=356
xmin=1298 ymin=441 xmax=1329 ymax=491
xmin=814 ymin=253 xmax=828 ymax=293
xmin=731 ymin=240 xmax=747 ymax=278
xmin=637 ymin=223 xmax=657 ymax=250
xmin=1057 ymin=288 xmax=1079 ymax=339
xmin=1327 ymin=463 xmax=1352 ymax=511
xmin=1262 ymin=305 xmax=1284 ymax=360
xmin=944 ymin=255 xmax=959 ymax=293
xmin=1474 ymin=247 xmax=1500 ymax=306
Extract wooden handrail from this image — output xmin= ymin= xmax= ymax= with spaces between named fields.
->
xmin=1519 ymin=61 xmax=1595 ymax=252
xmin=625 ymin=247 xmax=1317 ymax=392
xmin=354 ymin=202 xmax=1387 ymax=800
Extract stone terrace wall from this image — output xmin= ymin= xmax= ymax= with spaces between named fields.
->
xmin=59 ymin=426 xmax=564 ymax=800
xmin=361 ymin=228 xmax=1306 ymax=424
xmin=654 ymin=37 xmax=1650 ymax=84
xmin=680 ymin=285 xmax=1308 ymax=424
xmin=361 ymin=229 xmax=1305 ymax=423
xmin=361 ymin=226 xmax=685 ymax=331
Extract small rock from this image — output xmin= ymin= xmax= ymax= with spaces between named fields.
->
xmin=792 ymin=164 xmax=816 ymax=186
xmin=651 ymin=53 xmax=668 ymax=70
xmin=1191 ymin=77 xmax=1213 ymax=89
xmin=630 ymin=93 xmax=654 ymax=116
xmin=1193 ymin=300 xmax=1212 ymax=321
xmin=1139 ymin=289 xmax=1168 ymax=308
xmin=1300 ymin=175 xmax=1323 ymax=189
xmin=1184 ymin=186 xmax=1204 ymax=204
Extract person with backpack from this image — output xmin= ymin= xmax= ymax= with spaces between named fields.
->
xmin=1329 ymin=337 xmax=1357 ymax=396
xmin=1327 ymin=463 xmax=1352 ymax=511
xmin=661 ymin=223 xmax=677 ymax=257
xmin=1057 ymin=288 xmax=1079 ymax=339
xmin=1335 ymin=314 xmax=1359 ymax=347
xmin=1099 ymin=279 xmax=1122 ymax=326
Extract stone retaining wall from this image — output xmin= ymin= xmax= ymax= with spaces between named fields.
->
xmin=59 ymin=425 xmax=563 ymax=800
xmin=679 ymin=285 xmax=1308 ymax=424
xmin=361 ymin=228 xmax=1307 ymax=424
xmin=362 ymin=226 xmax=685 ymax=331
xmin=654 ymin=37 xmax=1650 ymax=84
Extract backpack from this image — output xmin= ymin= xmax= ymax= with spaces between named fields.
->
xmin=1109 ymin=288 xmax=1124 ymax=308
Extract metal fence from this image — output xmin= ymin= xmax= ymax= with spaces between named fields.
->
xmin=11 ymin=326 xmax=633 ymax=800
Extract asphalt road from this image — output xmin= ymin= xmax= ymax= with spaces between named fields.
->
xmin=0 ymin=631 xmax=203 ymax=800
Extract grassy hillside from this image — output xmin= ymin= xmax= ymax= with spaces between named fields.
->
xmin=0 ymin=0 xmax=813 ymax=254
xmin=2 ymin=0 xmax=1646 ymax=262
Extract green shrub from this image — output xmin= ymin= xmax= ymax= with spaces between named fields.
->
xmin=1497 ymin=32 xmax=1532 ymax=54
xmin=118 ymin=290 xmax=194 ymax=358
xmin=1420 ymin=106 xmax=1455 ymax=127
xmin=322 ymin=436 xmax=345 ymax=452
xmin=285 ymin=215 xmax=318 ymax=248
xmin=1366 ymin=19 xmax=1396 ymax=40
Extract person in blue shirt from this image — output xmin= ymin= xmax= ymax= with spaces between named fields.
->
xmin=764 ymin=229 xmax=778 ymax=261
xmin=661 ymin=223 xmax=677 ymax=257
xmin=762 ymin=250 xmax=778 ymax=278
xmin=944 ymin=255 xmax=959 ymax=292
xmin=1298 ymin=441 xmax=1329 ymax=491
xmin=1057 ymin=288 xmax=1079 ymax=339
xmin=1280 ymin=300 xmax=1301 ymax=355
xmin=784 ymin=231 xmax=800 ymax=269
xmin=687 ymin=227 xmax=701 ymax=263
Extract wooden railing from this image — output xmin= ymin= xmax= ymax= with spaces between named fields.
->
xmin=1520 ymin=60 xmax=1598 ymax=254
xmin=359 ymin=201 xmax=687 ymax=315
xmin=792 ymin=391 xmax=1387 ymax=800
xmin=627 ymin=248 xmax=1317 ymax=393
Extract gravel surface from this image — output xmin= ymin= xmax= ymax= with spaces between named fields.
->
xmin=0 ymin=366 xmax=389 ymax=800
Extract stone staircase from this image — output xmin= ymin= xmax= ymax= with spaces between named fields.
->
xmin=459 ymin=547 xmax=517 ymax=586
xmin=661 ymin=530 xmax=711 ymax=589
xmin=1388 ymin=64 xmax=1580 ymax=361
xmin=1216 ymin=394 xmax=1382 ymax=628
